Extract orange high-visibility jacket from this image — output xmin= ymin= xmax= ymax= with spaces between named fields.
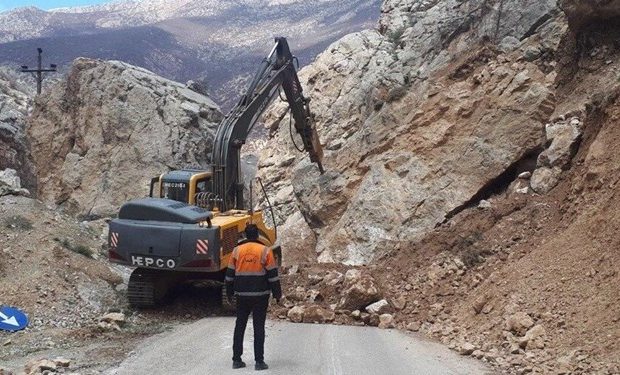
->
xmin=225 ymin=242 xmax=282 ymax=299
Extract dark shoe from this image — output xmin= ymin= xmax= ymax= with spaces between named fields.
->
xmin=255 ymin=362 xmax=269 ymax=371
xmin=233 ymin=361 xmax=246 ymax=369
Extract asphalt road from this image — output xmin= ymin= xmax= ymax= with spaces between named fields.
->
xmin=110 ymin=317 xmax=491 ymax=375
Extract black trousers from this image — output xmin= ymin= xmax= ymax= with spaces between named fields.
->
xmin=233 ymin=295 xmax=269 ymax=362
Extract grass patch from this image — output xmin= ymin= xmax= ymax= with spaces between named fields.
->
xmin=3 ymin=215 xmax=33 ymax=231
xmin=54 ymin=237 xmax=93 ymax=258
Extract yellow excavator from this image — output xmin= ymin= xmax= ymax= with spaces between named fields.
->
xmin=107 ymin=38 xmax=323 ymax=307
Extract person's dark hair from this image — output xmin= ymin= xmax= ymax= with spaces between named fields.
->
xmin=245 ymin=224 xmax=259 ymax=240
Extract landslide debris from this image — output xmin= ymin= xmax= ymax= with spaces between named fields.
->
xmin=260 ymin=0 xmax=620 ymax=374
xmin=27 ymin=58 xmax=223 ymax=218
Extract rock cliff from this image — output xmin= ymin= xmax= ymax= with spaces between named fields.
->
xmin=260 ymin=0 xmax=561 ymax=265
xmin=28 ymin=58 xmax=223 ymax=217
xmin=0 ymin=68 xmax=35 ymax=189
xmin=262 ymin=0 xmax=620 ymax=372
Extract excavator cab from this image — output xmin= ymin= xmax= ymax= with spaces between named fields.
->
xmin=149 ymin=169 xmax=212 ymax=206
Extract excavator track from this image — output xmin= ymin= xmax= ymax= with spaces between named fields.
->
xmin=127 ymin=268 xmax=170 ymax=308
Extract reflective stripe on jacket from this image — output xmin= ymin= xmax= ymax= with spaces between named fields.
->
xmin=225 ymin=241 xmax=282 ymax=299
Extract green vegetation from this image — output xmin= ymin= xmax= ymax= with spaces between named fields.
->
xmin=54 ymin=237 xmax=93 ymax=258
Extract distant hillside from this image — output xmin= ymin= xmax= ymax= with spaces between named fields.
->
xmin=0 ymin=0 xmax=381 ymax=109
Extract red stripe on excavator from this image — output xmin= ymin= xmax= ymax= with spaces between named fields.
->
xmin=196 ymin=240 xmax=208 ymax=253
xmin=110 ymin=232 xmax=119 ymax=248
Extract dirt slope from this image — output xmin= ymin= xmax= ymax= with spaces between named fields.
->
xmin=0 ymin=196 xmax=123 ymax=361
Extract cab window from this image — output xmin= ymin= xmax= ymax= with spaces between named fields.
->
xmin=161 ymin=181 xmax=189 ymax=203
xmin=196 ymin=178 xmax=210 ymax=194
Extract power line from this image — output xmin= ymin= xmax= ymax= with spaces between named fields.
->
xmin=20 ymin=48 xmax=57 ymax=95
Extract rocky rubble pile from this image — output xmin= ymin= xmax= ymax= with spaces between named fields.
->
xmin=275 ymin=266 xmax=397 ymax=329
xmin=0 ymin=357 xmax=71 ymax=375
xmin=381 ymin=223 xmax=617 ymax=375
xmin=27 ymin=58 xmax=223 ymax=218
xmin=278 ymin=231 xmax=617 ymax=374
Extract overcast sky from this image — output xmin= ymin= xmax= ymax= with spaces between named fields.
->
xmin=0 ymin=0 xmax=112 ymax=11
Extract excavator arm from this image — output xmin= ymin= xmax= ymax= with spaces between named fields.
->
xmin=211 ymin=37 xmax=324 ymax=211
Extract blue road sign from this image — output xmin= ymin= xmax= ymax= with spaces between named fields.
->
xmin=0 ymin=306 xmax=28 ymax=332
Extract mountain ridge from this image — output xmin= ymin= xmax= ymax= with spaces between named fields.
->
xmin=0 ymin=0 xmax=381 ymax=108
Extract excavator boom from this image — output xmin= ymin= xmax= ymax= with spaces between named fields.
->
xmin=211 ymin=37 xmax=324 ymax=211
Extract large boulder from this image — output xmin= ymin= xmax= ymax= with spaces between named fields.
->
xmin=538 ymin=117 xmax=583 ymax=169
xmin=302 ymin=305 xmax=336 ymax=324
xmin=505 ymin=312 xmax=535 ymax=336
xmin=287 ymin=305 xmax=305 ymax=323
xmin=365 ymin=299 xmax=391 ymax=315
xmin=27 ymin=58 xmax=223 ymax=217
xmin=519 ymin=324 xmax=547 ymax=350
xmin=260 ymin=0 xmax=560 ymax=265
xmin=378 ymin=313 xmax=395 ymax=329
xmin=279 ymin=211 xmax=317 ymax=265
xmin=530 ymin=167 xmax=562 ymax=194
xmin=337 ymin=273 xmax=381 ymax=310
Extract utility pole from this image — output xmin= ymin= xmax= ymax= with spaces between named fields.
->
xmin=20 ymin=48 xmax=57 ymax=95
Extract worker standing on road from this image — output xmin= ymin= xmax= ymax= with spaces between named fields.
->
xmin=225 ymin=224 xmax=282 ymax=371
